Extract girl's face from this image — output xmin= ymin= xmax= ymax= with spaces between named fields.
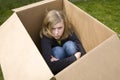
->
xmin=51 ymin=20 xmax=64 ymax=40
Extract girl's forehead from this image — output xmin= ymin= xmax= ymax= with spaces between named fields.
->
xmin=52 ymin=20 xmax=64 ymax=28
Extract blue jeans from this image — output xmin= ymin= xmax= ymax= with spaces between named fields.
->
xmin=52 ymin=41 xmax=78 ymax=59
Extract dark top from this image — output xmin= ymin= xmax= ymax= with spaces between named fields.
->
xmin=40 ymin=32 xmax=86 ymax=74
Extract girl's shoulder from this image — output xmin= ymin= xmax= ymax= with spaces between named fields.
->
xmin=41 ymin=35 xmax=54 ymax=42
xmin=68 ymin=32 xmax=79 ymax=40
xmin=69 ymin=32 xmax=77 ymax=37
xmin=41 ymin=35 xmax=50 ymax=40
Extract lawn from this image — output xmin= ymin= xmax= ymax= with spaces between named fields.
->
xmin=0 ymin=0 xmax=41 ymax=25
xmin=0 ymin=0 xmax=120 ymax=80
xmin=71 ymin=0 xmax=120 ymax=37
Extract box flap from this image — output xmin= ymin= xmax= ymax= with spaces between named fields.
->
xmin=55 ymin=34 xmax=120 ymax=80
xmin=0 ymin=13 xmax=53 ymax=80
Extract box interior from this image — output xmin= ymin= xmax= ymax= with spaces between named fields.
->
xmin=13 ymin=0 xmax=63 ymax=52
xmin=13 ymin=0 xmax=115 ymax=53
xmin=12 ymin=0 xmax=117 ymax=77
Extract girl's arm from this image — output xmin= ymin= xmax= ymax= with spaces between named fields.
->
xmin=40 ymin=36 xmax=77 ymax=74
xmin=69 ymin=32 xmax=86 ymax=56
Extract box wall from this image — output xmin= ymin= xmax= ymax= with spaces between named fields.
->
xmin=63 ymin=0 xmax=116 ymax=52
xmin=55 ymin=34 xmax=120 ymax=80
xmin=13 ymin=0 xmax=63 ymax=51
xmin=0 ymin=13 xmax=53 ymax=80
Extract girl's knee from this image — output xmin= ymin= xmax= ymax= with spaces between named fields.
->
xmin=52 ymin=47 xmax=65 ymax=59
xmin=52 ymin=46 xmax=63 ymax=51
xmin=52 ymin=47 xmax=64 ymax=55
xmin=63 ymin=41 xmax=77 ymax=49
xmin=64 ymin=41 xmax=74 ymax=46
xmin=63 ymin=41 xmax=78 ymax=56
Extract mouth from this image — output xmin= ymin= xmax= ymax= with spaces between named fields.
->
xmin=54 ymin=36 xmax=60 ymax=39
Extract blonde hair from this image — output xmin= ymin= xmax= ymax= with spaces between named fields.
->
xmin=40 ymin=10 xmax=73 ymax=40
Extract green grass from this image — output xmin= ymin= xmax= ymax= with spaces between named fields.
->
xmin=0 ymin=0 xmax=41 ymax=25
xmin=71 ymin=0 xmax=120 ymax=37
xmin=0 ymin=0 xmax=120 ymax=80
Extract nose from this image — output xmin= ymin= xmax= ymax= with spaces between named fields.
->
xmin=54 ymin=29 xmax=59 ymax=35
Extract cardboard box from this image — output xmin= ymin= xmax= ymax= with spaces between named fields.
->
xmin=0 ymin=0 xmax=120 ymax=80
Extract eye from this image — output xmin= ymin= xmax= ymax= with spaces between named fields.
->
xmin=58 ymin=27 xmax=62 ymax=29
xmin=52 ymin=28 xmax=56 ymax=31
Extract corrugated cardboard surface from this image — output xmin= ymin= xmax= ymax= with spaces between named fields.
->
xmin=0 ymin=13 xmax=53 ymax=80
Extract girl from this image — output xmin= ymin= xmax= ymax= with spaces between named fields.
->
xmin=40 ymin=10 xmax=86 ymax=74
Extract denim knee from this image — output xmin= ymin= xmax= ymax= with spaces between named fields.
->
xmin=63 ymin=41 xmax=78 ymax=56
xmin=52 ymin=46 xmax=66 ymax=59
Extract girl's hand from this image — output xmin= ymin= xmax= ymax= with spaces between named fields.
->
xmin=74 ymin=52 xmax=81 ymax=60
xmin=50 ymin=56 xmax=59 ymax=62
